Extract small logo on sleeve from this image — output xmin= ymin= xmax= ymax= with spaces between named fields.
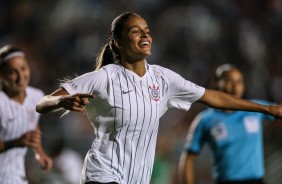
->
xmin=148 ymin=84 xmax=160 ymax=102
xmin=68 ymin=81 xmax=78 ymax=90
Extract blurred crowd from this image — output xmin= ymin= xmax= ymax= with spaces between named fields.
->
xmin=1 ymin=0 xmax=282 ymax=183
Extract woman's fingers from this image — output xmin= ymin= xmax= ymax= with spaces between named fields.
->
xmin=72 ymin=106 xmax=86 ymax=112
xmin=75 ymin=93 xmax=95 ymax=99
xmin=18 ymin=130 xmax=42 ymax=148
xmin=60 ymin=93 xmax=94 ymax=111
xmin=74 ymin=93 xmax=94 ymax=105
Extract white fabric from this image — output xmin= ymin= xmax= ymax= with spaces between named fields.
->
xmin=62 ymin=63 xmax=205 ymax=184
xmin=0 ymin=86 xmax=44 ymax=184
xmin=54 ymin=148 xmax=84 ymax=184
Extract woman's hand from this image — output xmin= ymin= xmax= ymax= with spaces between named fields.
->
xmin=58 ymin=93 xmax=94 ymax=112
xmin=267 ymin=104 xmax=282 ymax=119
xmin=16 ymin=129 xmax=42 ymax=149
xmin=35 ymin=152 xmax=53 ymax=172
xmin=36 ymin=87 xmax=94 ymax=114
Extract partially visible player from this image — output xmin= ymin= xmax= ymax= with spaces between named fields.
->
xmin=0 ymin=45 xmax=53 ymax=184
xmin=179 ymin=64 xmax=276 ymax=184
xmin=36 ymin=12 xmax=282 ymax=184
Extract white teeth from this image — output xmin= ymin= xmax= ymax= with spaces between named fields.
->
xmin=140 ymin=42 xmax=149 ymax=45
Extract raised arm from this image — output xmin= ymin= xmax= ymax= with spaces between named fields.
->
xmin=198 ymin=89 xmax=282 ymax=119
xmin=36 ymin=88 xmax=94 ymax=114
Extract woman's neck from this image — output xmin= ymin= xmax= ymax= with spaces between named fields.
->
xmin=121 ymin=60 xmax=146 ymax=77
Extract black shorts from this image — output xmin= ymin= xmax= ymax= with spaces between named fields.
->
xmin=217 ymin=178 xmax=265 ymax=184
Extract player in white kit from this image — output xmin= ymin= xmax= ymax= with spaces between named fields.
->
xmin=0 ymin=45 xmax=53 ymax=184
xmin=36 ymin=12 xmax=282 ymax=184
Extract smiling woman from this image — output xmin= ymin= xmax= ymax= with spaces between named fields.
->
xmin=94 ymin=12 xmax=152 ymax=77
xmin=0 ymin=48 xmax=30 ymax=102
xmin=35 ymin=12 xmax=282 ymax=184
xmin=117 ymin=15 xmax=152 ymax=68
xmin=0 ymin=45 xmax=53 ymax=184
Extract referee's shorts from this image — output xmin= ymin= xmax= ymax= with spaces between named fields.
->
xmin=217 ymin=178 xmax=265 ymax=184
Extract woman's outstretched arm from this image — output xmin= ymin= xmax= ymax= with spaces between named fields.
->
xmin=36 ymin=88 xmax=94 ymax=114
xmin=198 ymin=89 xmax=282 ymax=119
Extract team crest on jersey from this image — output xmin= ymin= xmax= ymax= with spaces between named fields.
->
xmin=211 ymin=123 xmax=228 ymax=141
xmin=148 ymin=84 xmax=160 ymax=102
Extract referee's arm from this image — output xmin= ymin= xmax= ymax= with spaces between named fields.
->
xmin=179 ymin=151 xmax=198 ymax=184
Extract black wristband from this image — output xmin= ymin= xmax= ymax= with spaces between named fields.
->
xmin=4 ymin=140 xmax=15 ymax=151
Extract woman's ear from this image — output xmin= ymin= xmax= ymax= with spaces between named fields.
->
xmin=114 ymin=39 xmax=122 ymax=49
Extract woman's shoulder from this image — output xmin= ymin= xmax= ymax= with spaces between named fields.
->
xmin=149 ymin=64 xmax=178 ymax=78
xmin=26 ymin=86 xmax=44 ymax=98
xmin=102 ymin=64 xmax=123 ymax=75
xmin=25 ymin=86 xmax=45 ymax=104
xmin=0 ymin=90 xmax=6 ymax=98
xmin=149 ymin=64 xmax=171 ymax=72
xmin=102 ymin=63 xmax=120 ymax=70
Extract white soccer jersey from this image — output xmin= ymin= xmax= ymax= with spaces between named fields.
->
xmin=62 ymin=62 xmax=205 ymax=184
xmin=0 ymin=86 xmax=44 ymax=184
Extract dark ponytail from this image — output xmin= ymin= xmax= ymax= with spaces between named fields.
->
xmin=95 ymin=43 xmax=114 ymax=71
xmin=95 ymin=12 xmax=138 ymax=71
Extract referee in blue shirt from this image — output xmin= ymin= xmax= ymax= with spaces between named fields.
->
xmin=179 ymin=64 xmax=275 ymax=184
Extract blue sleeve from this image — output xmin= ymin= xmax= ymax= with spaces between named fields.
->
xmin=185 ymin=114 xmax=207 ymax=154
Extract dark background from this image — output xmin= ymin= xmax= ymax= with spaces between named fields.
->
xmin=1 ymin=0 xmax=282 ymax=183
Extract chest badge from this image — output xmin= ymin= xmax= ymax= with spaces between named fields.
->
xmin=211 ymin=123 xmax=228 ymax=141
xmin=148 ymin=84 xmax=160 ymax=102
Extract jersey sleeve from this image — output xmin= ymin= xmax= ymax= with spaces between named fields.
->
xmin=165 ymin=68 xmax=205 ymax=111
xmin=184 ymin=114 xmax=206 ymax=154
xmin=61 ymin=69 xmax=108 ymax=96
